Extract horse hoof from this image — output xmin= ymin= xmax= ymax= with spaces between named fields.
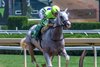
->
xmin=36 ymin=64 xmax=39 ymax=67
xmin=41 ymin=64 xmax=46 ymax=67
xmin=32 ymin=61 xmax=35 ymax=64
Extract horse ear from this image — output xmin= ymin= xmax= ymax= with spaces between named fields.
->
xmin=65 ymin=8 xmax=70 ymax=16
xmin=65 ymin=8 xmax=68 ymax=12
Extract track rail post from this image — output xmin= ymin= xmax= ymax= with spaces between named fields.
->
xmin=24 ymin=48 xmax=27 ymax=67
xmin=58 ymin=55 xmax=61 ymax=67
xmin=93 ymin=45 xmax=97 ymax=67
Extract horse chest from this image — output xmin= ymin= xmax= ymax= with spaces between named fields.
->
xmin=43 ymin=41 xmax=64 ymax=55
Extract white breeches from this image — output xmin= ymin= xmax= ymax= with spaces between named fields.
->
xmin=39 ymin=8 xmax=45 ymax=19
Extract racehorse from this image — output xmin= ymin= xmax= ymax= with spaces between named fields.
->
xmin=20 ymin=9 xmax=71 ymax=67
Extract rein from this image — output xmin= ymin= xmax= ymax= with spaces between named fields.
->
xmin=51 ymin=38 xmax=64 ymax=42
xmin=50 ymin=25 xmax=64 ymax=29
xmin=50 ymin=19 xmax=69 ymax=29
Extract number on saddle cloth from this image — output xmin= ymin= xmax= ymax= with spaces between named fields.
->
xmin=31 ymin=19 xmax=48 ymax=39
xmin=31 ymin=24 xmax=42 ymax=39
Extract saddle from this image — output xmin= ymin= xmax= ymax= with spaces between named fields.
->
xmin=31 ymin=24 xmax=43 ymax=40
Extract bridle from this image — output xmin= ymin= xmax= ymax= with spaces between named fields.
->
xmin=50 ymin=20 xmax=69 ymax=29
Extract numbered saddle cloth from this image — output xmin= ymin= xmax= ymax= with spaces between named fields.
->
xmin=31 ymin=24 xmax=42 ymax=39
xmin=31 ymin=19 xmax=48 ymax=39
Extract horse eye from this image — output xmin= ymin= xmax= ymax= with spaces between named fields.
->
xmin=60 ymin=16 xmax=63 ymax=19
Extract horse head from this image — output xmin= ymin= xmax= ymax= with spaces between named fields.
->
xmin=48 ymin=8 xmax=71 ymax=29
xmin=58 ymin=8 xmax=71 ymax=28
xmin=48 ymin=9 xmax=71 ymax=41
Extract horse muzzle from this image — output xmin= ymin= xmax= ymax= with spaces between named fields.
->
xmin=63 ymin=20 xmax=71 ymax=28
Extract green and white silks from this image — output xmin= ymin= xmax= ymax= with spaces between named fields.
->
xmin=31 ymin=19 xmax=48 ymax=39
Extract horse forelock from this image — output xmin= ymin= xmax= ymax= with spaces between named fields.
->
xmin=60 ymin=11 xmax=69 ymax=21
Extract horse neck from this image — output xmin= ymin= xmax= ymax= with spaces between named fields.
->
xmin=51 ymin=26 xmax=63 ymax=40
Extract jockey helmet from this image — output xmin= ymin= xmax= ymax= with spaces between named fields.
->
xmin=51 ymin=5 xmax=60 ymax=14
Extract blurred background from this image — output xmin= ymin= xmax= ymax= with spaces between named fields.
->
xmin=0 ymin=0 xmax=99 ymax=24
xmin=0 ymin=1 xmax=100 ymax=67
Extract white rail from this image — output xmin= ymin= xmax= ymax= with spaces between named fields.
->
xmin=0 ymin=30 xmax=27 ymax=34
xmin=0 ymin=46 xmax=100 ymax=50
xmin=0 ymin=30 xmax=100 ymax=34
xmin=63 ymin=30 xmax=100 ymax=35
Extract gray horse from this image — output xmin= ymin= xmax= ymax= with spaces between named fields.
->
xmin=20 ymin=9 xmax=71 ymax=67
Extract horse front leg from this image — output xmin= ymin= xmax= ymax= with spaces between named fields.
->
xmin=43 ymin=52 xmax=52 ymax=67
xmin=42 ymin=54 xmax=54 ymax=67
xmin=61 ymin=48 xmax=70 ymax=67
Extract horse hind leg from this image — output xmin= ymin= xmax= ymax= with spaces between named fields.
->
xmin=20 ymin=38 xmax=39 ymax=67
xmin=28 ymin=44 xmax=39 ymax=67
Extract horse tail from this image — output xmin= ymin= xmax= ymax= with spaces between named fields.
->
xmin=20 ymin=37 xmax=27 ymax=49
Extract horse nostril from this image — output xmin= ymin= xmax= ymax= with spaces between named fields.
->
xmin=63 ymin=21 xmax=67 ymax=25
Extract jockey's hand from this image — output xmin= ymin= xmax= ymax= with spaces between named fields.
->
xmin=53 ymin=24 xmax=56 ymax=27
xmin=47 ymin=23 xmax=54 ymax=27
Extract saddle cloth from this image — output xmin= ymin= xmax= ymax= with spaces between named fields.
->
xmin=31 ymin=19 xmax=48 ymax=39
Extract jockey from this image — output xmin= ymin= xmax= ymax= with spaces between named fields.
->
xmin=31 ymin=5 xmax=60 ymax=39
xmin=39 ymin=5 xmax=60 ymax=33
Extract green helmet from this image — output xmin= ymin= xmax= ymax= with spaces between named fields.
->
xmin=51 ymin=5 xmax=60 ymax=14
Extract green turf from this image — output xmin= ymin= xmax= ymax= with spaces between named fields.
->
xmin=0 ymin=54 xmax=100 ymax=67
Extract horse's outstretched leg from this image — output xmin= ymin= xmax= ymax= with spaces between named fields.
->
xmin=28 ymin=44 xmax=39 ymax=67
xmin=43 ymin=52 xmax=52 ymax=67
xmin=20 ymin=38 xmax=39 ymax=67
xmin=61 ymin=48 xmax=70 ymax=67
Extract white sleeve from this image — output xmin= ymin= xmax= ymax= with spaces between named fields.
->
xmin=27 ymin=25 xmax=37 ymax=36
